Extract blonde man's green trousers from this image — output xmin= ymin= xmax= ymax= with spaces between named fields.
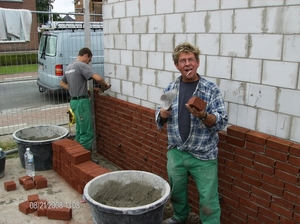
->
xmin=167 ymin=148 xmax=220 ymax=224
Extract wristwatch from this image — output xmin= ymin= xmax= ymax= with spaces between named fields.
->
xmin=200 ymin=112 xmax=208 ymax=121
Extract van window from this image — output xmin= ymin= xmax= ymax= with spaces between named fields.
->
xmin=38 ymin=35 xmax=46 ymax=54
xmin=45 ymin=36 xmax=57 ymax=56
xmin=39 ymin=35 xmax=57 ymax=57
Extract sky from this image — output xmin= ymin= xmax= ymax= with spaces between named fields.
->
xmin=52 ymin=0 xmax=75 ymax=13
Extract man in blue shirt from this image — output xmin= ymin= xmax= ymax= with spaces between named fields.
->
xmin=156 ymin=42 xmax=228 ymax=224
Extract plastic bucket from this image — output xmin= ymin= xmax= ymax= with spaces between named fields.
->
xmin=0 ymin=151 xmax=6 ymax=178
xmin=84 ymin=170 xmax=170 ymax=224
xmin=12 ymin=125 xmax=69 ymax=171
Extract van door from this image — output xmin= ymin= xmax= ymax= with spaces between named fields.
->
xmin=37 ymin=32 xmax=65 ymax=92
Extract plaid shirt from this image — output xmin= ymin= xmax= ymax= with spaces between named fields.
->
xmin=155 ymin=75 xmax=228 ymax=160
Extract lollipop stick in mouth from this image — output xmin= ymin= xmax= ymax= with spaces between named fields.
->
xmin=187 ymin=70 xmax=191 ymax=76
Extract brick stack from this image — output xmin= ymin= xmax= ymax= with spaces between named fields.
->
xmin=52 ymin=139 xmax=111 ymax=194
xmin=19 ymin=194 xmax=72 ymax=221
xmin=18 ymin=175 xmax=48 ymax=190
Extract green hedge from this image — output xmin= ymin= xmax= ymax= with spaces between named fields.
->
xmin=0 ymin=53 xmax=38 ymax=66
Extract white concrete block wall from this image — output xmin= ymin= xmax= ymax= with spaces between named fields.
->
xmin=103 ymin=0 xmax=300 ymax=142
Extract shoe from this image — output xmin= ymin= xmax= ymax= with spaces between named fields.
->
xmin=162 ymin=217 xmax=186 ymax=224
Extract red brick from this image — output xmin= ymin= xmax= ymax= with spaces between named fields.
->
xmin=270 ymin=202 xmax=293 ymax=219
xmin=187 ymin=96 xmax=207 ymax=111
xmin=271 ymin=196 xmax=294 ymax=211
xmin=226 ymin=135 xmax=245 ymax=147
xmin=279 ymin=216 xmax=296 ymax=224
xmin=246 ymin=131 xmax=271 ymax=145
xmin=290 ymin=143 xmax=300 ymax=156
xmin=245 ymin=141 xmax=265 ymax=153
xmin=4 ymin=180 xmax=16 ymax=191
xmin=261 ymin=182 xmax=283 ymax=196
xmin=254 ymin=153 xmax=275 ymax=166
xmin=218 ymin=148 xmax=234 ymax=160
xmin=284 ymin=182 xmax=300 ymax=195
xmin=34 ymin=174 xmax=44 ymax=179
xmin=283 ymin=191 xmax=300 ymax=204
xmin=262 ymin=174 xmax=284 ymax=188
xmin=288 ymin=155 xmax=300 ymax=166
xmin=70 ymin=150 xmax=91 ymax=165
xmin=258 ymin=206 xmax=280 ymax=221
xmin=275 ymin=169 xmax=298 ymax=184
xmin=253 ymin=161 xmax=274 ymax=175
xmin=19 ymin=175 xmax=32 ymax=185
xmin=19 ymin=201 xmax=36 ymax=214
xmin=235 ymin=147 xmax=254 ymax=159
xmin=218 ymin=130 xmax=227 ymax=141
xmin=251 ymin=186 xmax=271 ymax=200
xmin=28 ymin=194 xmax=40 ymax=202
xmin=250 ymin=193 xmax=270 ymax=208
xmin=266 ymin=136 xmax=293 ymax=153
xmin=35 ymin=177 xmax=48 ymax=189
xmin=61 ymin=141 xmax=82 ymax=155
xmin=234 ymin=154 xmax=253 ymax=167
xmin=265 ymin=148 xmax=288 ymax=162
xmin=75 ymin=161 xmax=100 ymax=182
xmin=231 ymin=185 xmax=250 ymax=198
xmin=37 ymin=200 xmax=48 ymax=216
xmin=63 ymin=145 xmax=84 ymax=159
xmin=233 ymin=178 xmax=250 ymax=191
xmin=227 ymin=125 xmax=250 ymax=139
xmin=47 ymin=207 xmax=72 ymax=221
xmin=33 ymin=175 xmax=43 ymax=183
xmin=52 ymin=139 xmax=74 ymax=157
xmin=87 ymin=167 xmax=111 ymax=182
xmin=241 ymin=174 xmax=261 ymax=187
xmin=276 ymin=161 xmax=299 ymax=175
xmin=23 ymin=179 xmax=35 ymax=190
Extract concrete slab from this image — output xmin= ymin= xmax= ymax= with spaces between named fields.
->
xmin=0 ymin=157 xmax=94 ymax=224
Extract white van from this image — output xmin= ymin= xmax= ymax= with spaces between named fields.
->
xmin=37 ymin=22 xmax=104 ymax=94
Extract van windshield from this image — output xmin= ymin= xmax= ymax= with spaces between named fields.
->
xmin=39 ymin=35 xmax=57 ymax=57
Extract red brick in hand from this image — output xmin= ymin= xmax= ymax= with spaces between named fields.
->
xmin=4 ymin=180 xmax=16 ymax=191
xmin=187 ymin=96 xmax=207 ymax=111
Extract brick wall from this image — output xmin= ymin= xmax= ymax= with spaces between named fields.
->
xmin=94 ymin=92 xmax=300 ymax=223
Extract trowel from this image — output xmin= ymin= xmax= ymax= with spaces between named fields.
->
xmin=160 ymin=89 xmax=177 ymax=110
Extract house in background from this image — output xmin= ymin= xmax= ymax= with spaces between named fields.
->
xmin=0 ymin=0 xmax=38 ymax=52
xmin=73 ymin=0 xmax=103 ymax=21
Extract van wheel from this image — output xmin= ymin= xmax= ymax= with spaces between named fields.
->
xmin=39 ymin=86 xmax=46 ymax=93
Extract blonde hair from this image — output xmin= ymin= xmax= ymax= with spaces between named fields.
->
xmin=172 ymin=42 xmax=200 ymax=64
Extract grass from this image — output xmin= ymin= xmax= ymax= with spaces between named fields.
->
xmin=0 ymin=140 xmax=19 ymax=159
xmin=0 ymin=64 xmax=38 ymax=75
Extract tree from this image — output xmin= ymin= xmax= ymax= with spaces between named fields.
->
xmin=36 ymin=0 xmax=63 ymax=23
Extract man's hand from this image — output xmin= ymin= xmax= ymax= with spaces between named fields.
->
xmin=185 ymin=103 xmax=206 ymax=119
xmin=102 ymin=82 xmax=111 ymax=91
xmin=160 ymin=107 xmax=171 ymax=119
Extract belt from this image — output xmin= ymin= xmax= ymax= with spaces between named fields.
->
xmin=71 ymin=95 xmax=89 ymax=100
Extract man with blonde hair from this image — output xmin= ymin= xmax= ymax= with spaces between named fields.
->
xmin=156 ymin=42 xmax=228 ymax=224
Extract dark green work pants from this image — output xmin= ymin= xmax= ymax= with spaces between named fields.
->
xmin=167 ymin=148 xmax=220 ymax=224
